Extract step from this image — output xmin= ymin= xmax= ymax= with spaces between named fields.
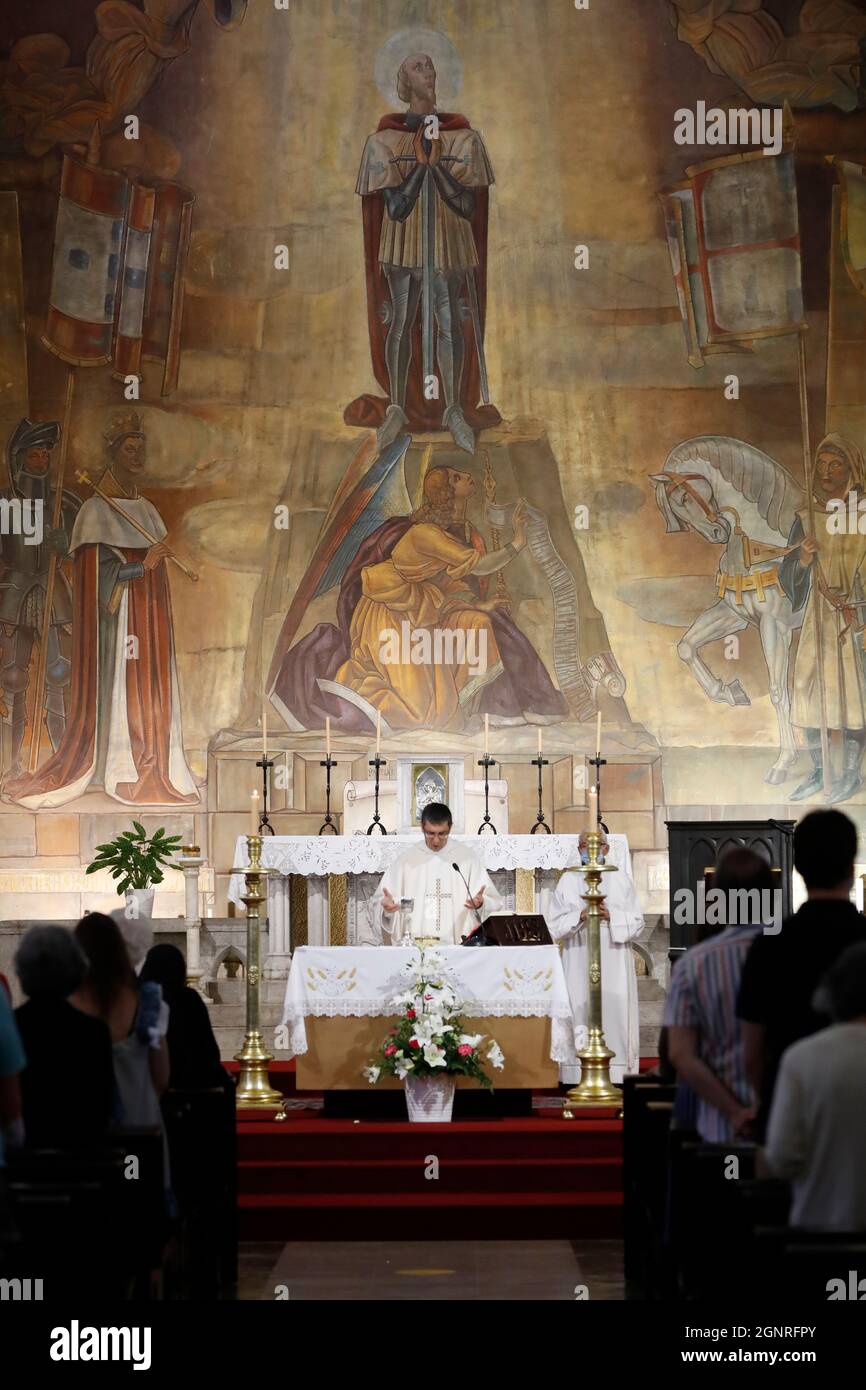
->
xmin=237 ymin=1188 xmax=623 ymax=1241
xmin=235 ymin=1118 xmax=623 ymax=1163
xmin=237 ymin=1154 xmax=622 ymax=1196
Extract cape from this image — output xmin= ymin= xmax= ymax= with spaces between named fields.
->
xmin=344 ymin=111 xmax=502 ymax=433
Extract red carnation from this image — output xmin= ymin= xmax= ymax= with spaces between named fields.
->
xmin=406 ymin=1008 xmax=416 ymax=1020
xmin=409 ymin=1039 xmax=419 ymax=1049
xmin=384 ymin=1044 xmax=397 ymax=1057
xmin=457 ymin=1044 xmax=473 ymax=1056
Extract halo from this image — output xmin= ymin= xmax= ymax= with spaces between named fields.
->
xmin=373 ymin=28 xmax=462 ymax=108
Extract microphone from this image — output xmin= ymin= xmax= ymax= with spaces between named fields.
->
xmin=452 ymin=861 xmax=484 ymax=938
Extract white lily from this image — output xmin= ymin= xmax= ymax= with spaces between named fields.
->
xmin=459 ymin=1032 xmax=484 ymax=1049
xmin=362 ymin=1064 xmax=381 ymax=1084
xmin=423 ymin=1042 xmax=447 ymax=1068
xmin=487 ymin=1041 xmax=505 ymax=1070
xmin=395 ymin=1057 xmax=415 ymax=1079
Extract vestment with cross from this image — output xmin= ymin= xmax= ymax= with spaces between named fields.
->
xmin=370 ymin=840 xmax=502 ymax=945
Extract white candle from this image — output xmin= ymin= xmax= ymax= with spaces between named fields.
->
xmin=376 ymin=710 xmax=381 ymax=754
xmin=326 ymin=716 xmax=331 ymax=758
xmin=262 ymin=693 xmax=268 ymax=757
xmin=250 ymin=789 xmax=259 ymax=835
xmin=596 ymin=710 xmax=601 ymax=760
xmin=588 ymin=783 xmax=598 ymax=828
xmin=484 ymin=713 xmax=489 ymax=754
xmin=537 ymin=726 xmax=542 ymax=756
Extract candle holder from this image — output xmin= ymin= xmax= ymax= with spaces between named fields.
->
xmin=318 ymin=755 xmax=338 ymax=835
xmin=255 ymin=755 xmax=276 ymax=835
xmin=232 ymin=833 xmax=282 ymax=1109
xmin=367 ymin=754 xmax=388 ymax=834
xmin=530 ymin=753 xmax=551 ymax=834
xmin=476 ymin=754 xmax=498 ymax=835
xmin=588 ymin=755 xmax=609 ymax=835
xmin=561 ymin=826 xmax=620 ymax=1113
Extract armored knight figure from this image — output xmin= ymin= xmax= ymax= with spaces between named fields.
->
xmin=351 ymin=53 xmax=497 ymax=455
xmin=0 ymin=419 xmax=79 ymax=775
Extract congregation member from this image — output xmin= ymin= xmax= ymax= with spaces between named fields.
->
xmin=70 ymin=914 xmax=170 ymax=1131
xmin=760 ymin=942 xmax=866 ymax=1232
xmin=664 ymin=848 xmax=769 ymax=1142
xmin=13 ymin=926 xmax=114 ymax=1149
xmin=547 ymin=829 xmax=643 ymax=1084
xmin=737 ymin=809 xmax=866 ymax=1139
xmin=140 ymin=945 xmax=227 ymax=1092
xmin=371 ymin=802 xmax=502 ymax=944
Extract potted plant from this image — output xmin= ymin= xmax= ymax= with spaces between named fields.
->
xmin=363 ymin=947 xmax=505 ymax=1121
xmin=86 ymin=822 xmax=182 ymax=921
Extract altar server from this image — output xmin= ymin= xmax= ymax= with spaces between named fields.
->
xmin=548 ymin=831 xmax=643 ymax=1083
xmin=370 ymin=802 xmax=502 ymax=945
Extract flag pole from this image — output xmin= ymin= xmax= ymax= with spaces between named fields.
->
xmin=28 ymin=369 xmax=74 ymax=774
xmin=797 ymin=330 xmax=833 ymax=795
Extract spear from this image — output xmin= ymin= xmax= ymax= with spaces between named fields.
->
xmin=28 ymin=371 xmax=73 ymax=773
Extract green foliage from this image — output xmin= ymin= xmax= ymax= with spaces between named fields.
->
xmin=85 ymin=821 xmax=183 ymax=895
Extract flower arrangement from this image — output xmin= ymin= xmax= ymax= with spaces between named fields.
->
xmin=363 ymin=947 xmax=505 ymax=1088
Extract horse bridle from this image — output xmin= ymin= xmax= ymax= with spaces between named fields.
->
xmin=658 ymin=471 xmax=735 ymax=530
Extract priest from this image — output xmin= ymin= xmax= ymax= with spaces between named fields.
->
xmin=547 ymin=830 xmax=643 ymax=1084
xmin=370 ymin=802 xmax=502 ymax=945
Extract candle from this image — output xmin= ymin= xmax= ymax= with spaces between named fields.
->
xmin=537 ymin=726 xmax=542 ymax=756
xmin=262 ymin=693 xmax=268 ymax=757
xmin=250 ymin=789 xmax=259 ymax=835
xmin=376 ymin=710 xmax=381 ymax=754
xmin=484 ymin=713 xmax=489 ymax=754
xmin=596 ymin=709 xmax=601 ymax=759
xmin=326 ymin=716 xmax=331 ymax=758
xmin=588 ymin=783 xmax=598 ymax=828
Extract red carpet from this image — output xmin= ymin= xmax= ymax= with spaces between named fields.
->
xmin=227 ymin=1061 xmax=653 ymax=1241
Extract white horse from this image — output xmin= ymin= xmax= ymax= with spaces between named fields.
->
xmin=650 ymin=436 xmax=805 ymax=785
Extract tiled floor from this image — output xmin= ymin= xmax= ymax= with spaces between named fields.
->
xmin=238 ymin=1239 xmax=624 ymax=1300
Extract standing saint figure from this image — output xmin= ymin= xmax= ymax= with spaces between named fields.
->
xmin=368 ymin=802 xmax=502 ymax=946
xmin=345 ymin=52 xmax=501 ymax=454
xmin=0 ymin=419 xmax=79 ymax=779
xmin=780 ymin=434 xmax=866 ymax=804
xmin=547 ymin=831 xmax=644 ymax=1085
xmin=5 ymin=413 xmax=197 ymax=808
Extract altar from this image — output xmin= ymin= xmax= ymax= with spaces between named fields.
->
xmin=229 ymin=832 xmax=571 ymax=976
xmin=227 ymin=832 xmax=634 ymax=978
xmin=279 ymin=944 xmax=574 ymax=1089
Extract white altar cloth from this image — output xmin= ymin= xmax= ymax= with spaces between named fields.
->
xmin=228 ymin=833 xmax=595 ymax=902
xmin=279 ymin=945 xmax=576 ymax=1062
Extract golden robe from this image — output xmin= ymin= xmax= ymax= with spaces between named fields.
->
xmin=335 ymin=522 xmax=503 ymax=729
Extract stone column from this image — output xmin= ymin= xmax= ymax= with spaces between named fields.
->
xmin=176 ymin=852 xmax=210 ymax=1003
xmin=264 ymin=874 xmax=292 ymax=979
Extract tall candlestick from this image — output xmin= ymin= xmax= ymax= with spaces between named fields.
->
xmin=262 ymin=693 xmax=268 ymax=757
xmin=376 ymin=710 xmax=381 ymax=754
xmin=595 ymin=710 xmax=601 ymax=759
xmin=537 ymin=726 xmax=542 ymax=755
xmin=588 ymin=783 xmax=598 ymax=828
xmin=484 ymin=713 xmax=489 ymax=754
xmin=250 ymin=789 xmax=259 ymax=835
xmin=326 ymin=716 xmax=331 ymax=757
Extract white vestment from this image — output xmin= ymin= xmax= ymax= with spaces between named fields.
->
xmin=547 ymin=861 xmax=643 ymax=1083
xmin=369 ymin=841 xmax=503 ymax=946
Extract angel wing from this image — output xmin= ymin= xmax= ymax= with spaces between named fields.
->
xmin=265 ymin=434 xmax=412 ymax=693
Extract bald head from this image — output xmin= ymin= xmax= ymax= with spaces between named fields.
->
xmin=397 ymin=52 xmax=436 ymax=109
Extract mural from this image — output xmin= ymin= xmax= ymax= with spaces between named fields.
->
xmin=2 ymin=0 xmax=866 ymax=859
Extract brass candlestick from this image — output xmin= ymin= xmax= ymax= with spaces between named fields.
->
xmin=562 ymin=827 xmax=620 ymax=1112
xmin=232 ymin=833 xmax=281 ymax=1108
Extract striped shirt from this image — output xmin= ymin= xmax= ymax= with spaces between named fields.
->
xmin=664 ymin=925 xmax=761 ymax=1142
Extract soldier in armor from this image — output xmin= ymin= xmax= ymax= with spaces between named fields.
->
xmin=0 ymin=419 xmax=79 ymax=777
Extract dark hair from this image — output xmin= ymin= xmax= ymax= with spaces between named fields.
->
xmin=821 ymin=942 xmax=866 ymax=1021
xmin=15 ymin=925 xmax=88 ymax=999
xmin=420 ymin=802 xmax=452 ymax=828
xmin=714 ymin=847 xmax=774 ymax=897
xmin=793 ymin=809 xmax=857 ymax=891
xmin=140 ymin=944 xmax=186 ymax=1003
xmin=74 ymin=912 xmax=137 ymax=1019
